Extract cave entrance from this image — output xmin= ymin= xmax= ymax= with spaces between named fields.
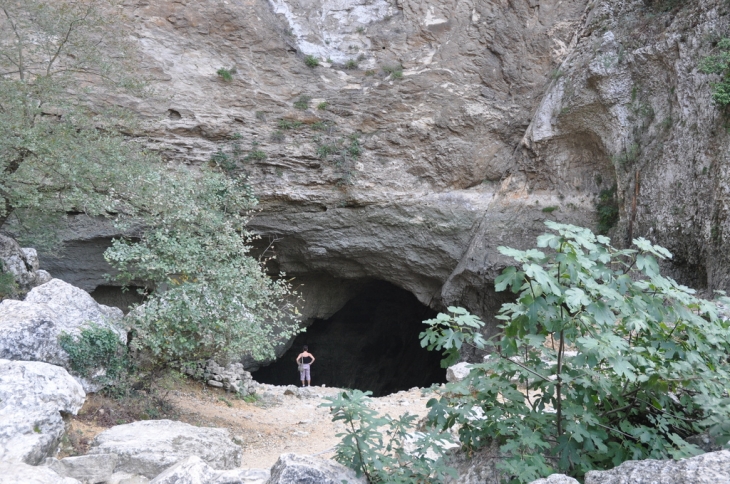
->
xmin=253 ymin=281 xmax=446 ymax=396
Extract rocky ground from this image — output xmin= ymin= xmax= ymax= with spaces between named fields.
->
xmin=63 ymin=379 xmax=437 ymax=471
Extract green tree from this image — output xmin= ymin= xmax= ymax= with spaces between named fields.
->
xmin=0 ymin=0 xmax=146 ymax=241
xmin=422 ymin=222 xmax=730 ymax=483
xmin=104 ymin=172 xmax=299 ymax=366
xmin=0 ymin=0 xmax=299 ymax=368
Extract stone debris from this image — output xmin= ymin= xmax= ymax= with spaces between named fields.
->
xmin=106 ymin=472 xmax=150 ymax=484
xmin=48 ymin=454 xmax=119 ymax=483
xmin=0 ymin=460 xmax=81 ymax=484
xmin=150 ymin=455 xmax=269 ymax=484
xmin=186 ymin=359 xmax=257 ymax=395
xmin=0 ymin=278 xmax=125 ymax=392
xmin=0 ymin=359 xmax=85 ymax=465
xmin=446 ymin=362 xmax=473 ymax=383
xmin=87 ymin=420 xmax=243 ymax=479
xmin=266 ymin=453 xmax=366 ymax=484
xmin=583 ymin=449 xmax=730 ymax=484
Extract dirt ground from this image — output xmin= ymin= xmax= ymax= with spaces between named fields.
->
xmin=64 ymin=379 xmax=438 ymax=470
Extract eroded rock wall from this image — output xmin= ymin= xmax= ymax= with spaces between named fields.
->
xmin=33 ymin=0 xmax=730 ymax=348
xmin=109 ymin=0 xmax=591 ymax=325
xmin=523 ymin=0 xmax=730 ymax=291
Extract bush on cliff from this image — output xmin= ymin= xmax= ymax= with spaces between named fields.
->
xmin=0 ymin=0 xmax=298 ymax=368
xmin=420 ymin=222 xmax=730 ymax=483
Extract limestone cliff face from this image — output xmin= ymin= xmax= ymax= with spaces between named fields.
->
xmin=43 ymin=0 xmax=730 ymax=336
xmin=523 ymin=0 xmax=730 ymax=291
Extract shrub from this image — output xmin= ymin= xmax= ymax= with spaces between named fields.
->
xmin=278 ymin=119 xmax=303 ymax=130
xmin=317 ymin=142 xmax=337 ymax=159
xmin=542 ymin=206 xmax=558 ymax=213
xmin=612 ymin=143 xmax=639 ymax=167
xmin=347 ymin=134 xmax=362 ymax=157
xmin=304 ymin=55 xmax=319 ymax=68
xmin=244 ymin=150 xmax=267 ymax=161
xmin=422 ymin=222 xmax=730 ymax=482
xmin=317 ymin=102 xmax=329 ymax=110
xmin=293 ymin=95 xmax=312 ymax=110
xmin=700 ymin=38 xmax=730 ymax=107
xmin=216 ymin=68 xmax=236 ymax=82
xmin=324 ymin=390 xmax=457 ymax=483
xmin=382 ymin=64 xmax=403 ymax=79
xmin=59 ymin=325 xmax=130 ymax=392
xmin=209 ymin=149 xmax=236 ymax=171
xmin=270 ymin=130 xmax=285 ymax=143
xmin=596 ymin=185 xmax=619 ymax=234
xmin=344 ymin=59 xmax=358 ymax=70
xmin=310 ymin=121 xmax=329 ymax=131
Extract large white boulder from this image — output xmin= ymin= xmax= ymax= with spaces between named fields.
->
xmin=87 ymin=420 xmax=243 ymax=479
xmin=446 ymin=362 xmax=473 ymax=383
xmin=48 ymin=454 xmax=119 ymax=483
xmin=150 ymin=456 xmax=269 ymax=484
xmin=0 ymin=460 xmax=81 ymax=484
xmin=266 ymin=453 xmax=366 ymax=484
xmin=583 ymin=449 xmax=730 ymax=484
xmin=0 ymin=359 xmax=85 ymax=465
xmin=0 ymin=278 xmax=125 ymax=391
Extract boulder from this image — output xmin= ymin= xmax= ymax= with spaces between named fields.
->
xmin=87 ymin=420 xmax=242 ymax=479
xmin=0 ymin=460 xmax=81 ymax=484
xmin=0 ymin=359 xmax=85 ymax=465
xmin=529 ymin=475 xmax=579 ymax=484
xmin=106 ymin=473 xmax=150 ymax=484
xmin=583 ymin=450 xmax=730 ymax=484
xmin=446 ymin=362 xmax=473 ymax=383
xmin=49 ymin=454 xmax=118 ymax=483
xmin=0 ymin=234 xmax=47 ymax=291
xmin=150 ymin=456 xmax=269 ymax=484
xmin=0 ymin=278 xmax=125 ymax=391
xmin=266 ymin=453 xmax=366 ymax=484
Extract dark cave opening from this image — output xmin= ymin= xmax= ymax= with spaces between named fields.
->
xmin=253 ymin=281 xmax=447 ymax=396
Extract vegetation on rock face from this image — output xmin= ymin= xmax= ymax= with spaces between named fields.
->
xmin=0 ymin=0 xmax=298 ymax=370
xmin=216 ymin=67 xmax=236 ymax=82
xmin=304 ymin=55 xmax=319 ymax=68
xmin=700 ymin=38 xmax=730 ymax=107
xmin=0 ymin=268 xmax=17 ymax=300
xmin=596 ymin=185 xmax=619 ymax=235
xmin=419 ymin=222 xmax=730 ymax=482
xmin=59 ymin=325 xmax=131 ymax=393
xmin=293 ymin=95 xmax=312 ymax=110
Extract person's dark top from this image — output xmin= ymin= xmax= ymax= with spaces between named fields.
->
xmin=300 ymin=355 xmax=313 ymax=364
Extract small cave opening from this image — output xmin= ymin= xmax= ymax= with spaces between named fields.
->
xmin=253 ymin=281 xmax=446 ymax=396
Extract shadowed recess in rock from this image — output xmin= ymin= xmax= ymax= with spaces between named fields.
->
xmin=253 ymin=281 xmax=446 ymax=396
xmin=89 ymin=285 xmax=146 ymax=314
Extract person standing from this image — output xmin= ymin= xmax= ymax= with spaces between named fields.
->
xmin=296 ymin=345 xmax=315 ymax=387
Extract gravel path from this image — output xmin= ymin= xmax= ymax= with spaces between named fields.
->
xmin=67 ymin=380 xmax=439 ymax=471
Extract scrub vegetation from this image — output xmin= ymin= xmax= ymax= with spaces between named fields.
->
xmin=331 ymin=222 xmax=730 ymax=483
xmin=0 ymin=0 xmax=298 ymax=380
